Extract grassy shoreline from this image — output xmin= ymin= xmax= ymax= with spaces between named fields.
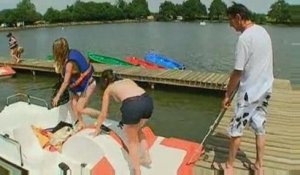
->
xmin=1 ymin=19 xmax=299 ymax=32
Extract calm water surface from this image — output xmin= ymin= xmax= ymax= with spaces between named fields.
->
xmin=0 ymin=22 xmax=299 ymax=142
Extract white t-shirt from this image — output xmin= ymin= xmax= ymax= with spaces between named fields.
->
xmin=235 ymin=24 xmax=274 ymax=103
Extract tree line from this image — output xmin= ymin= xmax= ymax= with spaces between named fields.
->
xmin=0 ymin=0 xmax=299 ymax=27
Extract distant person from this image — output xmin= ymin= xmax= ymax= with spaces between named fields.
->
xmin=51 ymin=37 xmax=99 ymax=129
xmin=94 ymin=69 xmax=153 ymax=175
xmin=6 ymin=32 xmax=22 ymax=63
xmin=217 ymin=3 xmax=273 ymax=175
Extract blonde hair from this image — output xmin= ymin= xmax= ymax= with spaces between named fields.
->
xmin=53 ymin=38 xmax=69 ymax=74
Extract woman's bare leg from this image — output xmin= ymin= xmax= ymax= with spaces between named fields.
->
xmin=71 ymin=95 xmax=84 ymax=128
xmin=124 ymin=124 xmax=141 ymax=175
xmin=81 ymin=108 xmax=101 ymax=118
xmin=76 ymin=82 xmax=97 ymax=115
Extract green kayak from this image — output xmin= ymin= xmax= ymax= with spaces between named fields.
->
xmin=47 ymin=55 xmax=53 ymax=60
xmin=87 ymin=52 xmax=133 ymax=66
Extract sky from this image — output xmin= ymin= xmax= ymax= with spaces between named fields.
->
xmin=0 ymin=0 xmax=299 ymax=14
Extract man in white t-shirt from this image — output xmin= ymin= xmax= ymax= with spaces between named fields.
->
xmin=219 ymin=3 xmax=274 ymax=175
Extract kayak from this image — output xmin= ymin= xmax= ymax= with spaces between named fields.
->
xmin=0 ymin=94 xmax=202 ymax=175
xmin=125 ymin=56 xmax=165 ymax=70
xmin=88 ymin=52 xmax=133 ymax=66
xmin=144 ymin=52 xmax=185 ymax=70
xmin=47 ymin=55 xmax=53 ymax=60
xmin=0 ymin=66 xmax=16 ymax=79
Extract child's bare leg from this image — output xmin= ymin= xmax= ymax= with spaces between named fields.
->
xmin=124 ymin=124 xmax=141 ymax=175
xmin=138 ymin=119 xmax=151 ymax=166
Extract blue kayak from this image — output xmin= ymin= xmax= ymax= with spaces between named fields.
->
xmin=144 ymin=52 xmax=185 ymax=70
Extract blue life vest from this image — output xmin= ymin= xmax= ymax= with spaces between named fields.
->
xmin=66 ymin=49 xmax=94 ymax=93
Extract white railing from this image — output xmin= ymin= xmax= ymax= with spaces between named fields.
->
xmin=0 ymin=133 xmax=23 ymax=167
xmin=6 ymin=93 xmax=50 ymax=109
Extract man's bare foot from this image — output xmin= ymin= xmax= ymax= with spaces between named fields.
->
xmin=211 ymin=161 xmax=223 ymax=170
xmin=211 ymin=161 xmax=234 ymax=175
xmin=251 ymin=164 xmax=264 ymax=175
xmin=224 ymin=164 xmax=234 ymax=175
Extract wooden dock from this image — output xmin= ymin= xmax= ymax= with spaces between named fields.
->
xmin=0 ymin=59 xmax=229 ymax=91
xmin=1 ymin=59 xmax=300 ymax=174
xmin=194 ymin=80 xmax=300 ymax=175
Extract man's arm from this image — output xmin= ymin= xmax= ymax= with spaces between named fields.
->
xmin=223 ymin=70 xmax=241 ymax=108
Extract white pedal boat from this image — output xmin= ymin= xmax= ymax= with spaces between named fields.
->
xmin=0 ymin=94 xmax=201 ymax=175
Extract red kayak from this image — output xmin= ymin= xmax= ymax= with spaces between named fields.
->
xmin=0 ymin=66 xmax=16 ymax=79
xmin=125 ymin=56 xmax=165 ymax=70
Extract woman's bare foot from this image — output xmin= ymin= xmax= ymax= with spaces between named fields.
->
xmin=74 ymin=120 xmax=85 ymax=132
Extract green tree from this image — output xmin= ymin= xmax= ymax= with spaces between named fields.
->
xmin=65 ymin=1 xmax=124 ymax=21
xmin=127 ymin=0 xmax=150 ymax=19
xmin=59 ymin=9 xmax=73 ymax=22
xmin=159 ymin=1 xmax=177 ymax=21
xmin=182 ymin=0 xmax=207 ymax=21
xmin=117 ymin=0 xmax=127 ymax=9
xmin=44 ymin=7 xmax=61 ymax=23
xmin=268 ymin=0 xmax=291 ymax=23
xmin=15 ymin=0 xmax=42 ymax=24
xmin=96 ymin=2 xmax=123 ymax=20
xmin=0 ymin=9 xmax=18 ymax=26
xmin=175 ymin=4 xmax=183 ymax=16
xmin=116 ymin=0 xmax=128 ymax=18
xmin=289 ymin=5 xmax=300 ymax=24
xmin=252 ymin=13 xmax=267 ymax=24
xmin=208 ymin=0 xmax=227 ymax=21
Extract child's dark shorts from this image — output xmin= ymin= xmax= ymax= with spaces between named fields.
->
xmin=120 ymin=93 xmax=153 ymax=125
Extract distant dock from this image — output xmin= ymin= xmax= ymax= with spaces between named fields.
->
xmin=0 ymin=59 xmax=230 ymax=91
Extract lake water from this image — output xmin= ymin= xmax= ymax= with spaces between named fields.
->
xmin=0 ymin=22 xmax=299 ymax=142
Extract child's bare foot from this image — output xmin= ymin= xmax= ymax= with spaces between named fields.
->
xmin=140 ymin=156 xmax=152 ymax=168
xmin=134 ymin=169 xmax=141 ymax=175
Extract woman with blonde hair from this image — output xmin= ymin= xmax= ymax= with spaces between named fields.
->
xmin=52 ymin=37 xmax=99 ymax=129
xmin=94 ymin=69 xmax=153 ymax=175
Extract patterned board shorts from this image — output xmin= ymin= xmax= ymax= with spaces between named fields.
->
xmin=228 ymin=92 xmax=272 ymax=137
